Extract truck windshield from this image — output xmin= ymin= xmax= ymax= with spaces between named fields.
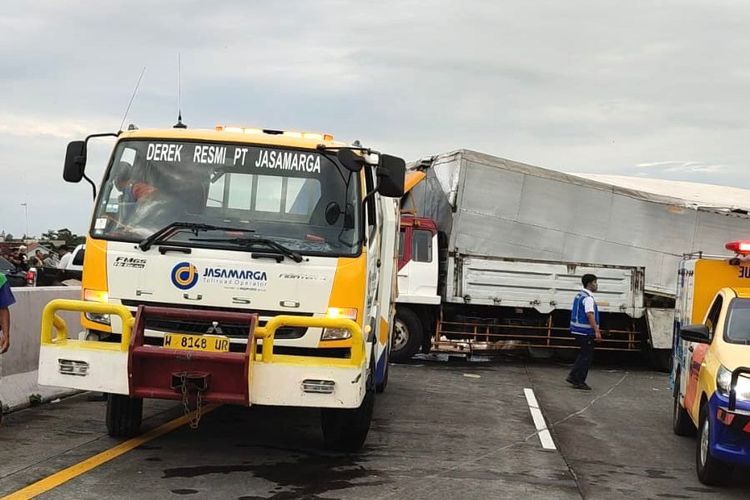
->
xmin=90 ymin=140 xmax=361 ymax=256
xmin=725 ymin=298 xmax=750 ymax=344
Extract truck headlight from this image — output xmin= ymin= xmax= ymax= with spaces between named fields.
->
xmin=83 ymin=289 xmax=111 ymax=325
xmin=717 ymin=365 xmax=750 ymax=401
xmin=321 ymin=307 xmax=357 ymax=341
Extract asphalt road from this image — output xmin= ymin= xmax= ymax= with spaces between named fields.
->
xmin=0 ymin=360 xmax=746 ymax=499
xmin=526 ymin=362 xmax=750 ymax=499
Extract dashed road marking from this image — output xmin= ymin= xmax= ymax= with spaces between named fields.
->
xmin=523 ymin=388 xmax=556 ymax=450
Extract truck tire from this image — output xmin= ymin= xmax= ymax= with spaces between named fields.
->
xmin=390 ymin=307 xmax=422 ymax=363
xmin=672 ymin=374 xmax=696 ymax=437
xmin=321 ymin=365 xmax=375 ymax=452
xmin=696 ymin=403 xmax=733 ymax=485
xmin=106 ymin=394 xmax=143 ymax=438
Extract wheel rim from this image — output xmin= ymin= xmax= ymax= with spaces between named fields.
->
xmin=700 ymin=417 xmax=710 ymax=466
xmin=392 ymin=319 xmax=409 ymax=351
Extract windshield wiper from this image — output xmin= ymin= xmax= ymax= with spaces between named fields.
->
xmin=188 ymin=236 xmax=304 ymax=263
xmin=139 ymin=222 xmax=255 ymax=251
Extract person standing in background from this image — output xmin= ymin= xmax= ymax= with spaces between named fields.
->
xmin=57 ymin=245 xmax=72 ymax=269
xmin=566 ymin=274 xmax=602 ymax=390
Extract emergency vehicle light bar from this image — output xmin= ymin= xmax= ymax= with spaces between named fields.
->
xmin=215 ymin=125 xmax=333 ymax=142
xmin=725 ymin=241 xmax=750 ymax=254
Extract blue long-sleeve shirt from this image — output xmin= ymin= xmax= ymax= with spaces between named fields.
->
xmin=0 ymin=274 xmax=16 ymax=309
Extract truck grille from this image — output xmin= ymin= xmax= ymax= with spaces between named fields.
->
xmin=120 ymin=300 xmax=311 ymax=339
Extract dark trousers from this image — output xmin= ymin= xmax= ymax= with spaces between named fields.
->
xmin=569 ymin=334 xmax=594 ymax=383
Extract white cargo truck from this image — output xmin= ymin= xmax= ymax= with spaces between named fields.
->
xmin=392 ymin=150 xmax=750 ymax=367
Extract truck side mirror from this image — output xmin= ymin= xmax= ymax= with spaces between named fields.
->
xmin=376 ymin=154 xmax=406 ymax=198
xmin=680 ymin=324 xmax=711 ymax=344
xmin=63 ymin=141 xmax=87 ymax=183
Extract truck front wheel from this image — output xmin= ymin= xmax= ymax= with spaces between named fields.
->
xmin=106 ymin=394 xmax=143 ymax=438
xmin=321 ymin=367 xmax=375 ymax=452
xmin=696 ymin=404 xmax=733 ymax=485
xmin=390 ymin=307 xmax=422 ymax=363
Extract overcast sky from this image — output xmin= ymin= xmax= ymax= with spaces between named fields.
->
xmin=2 ymin=0 xmax=750 ymax=236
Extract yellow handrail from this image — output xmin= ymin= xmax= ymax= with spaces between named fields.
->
xmin=41 ymin=299 xmax=134 ymax=352
xmin=254 ymin=316 xmax=364 ymax=366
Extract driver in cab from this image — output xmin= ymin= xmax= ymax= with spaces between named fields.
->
xmin=114 ymin=161 xmax=158 ymax=202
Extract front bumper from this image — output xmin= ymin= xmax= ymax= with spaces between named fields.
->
xmin=38 ymin=299 xmax=367 ymax=409
xmin=709 ymin=389 xmax=750 ymax=466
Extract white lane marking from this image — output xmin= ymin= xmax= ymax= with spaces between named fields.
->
xmin=523 ymin=388 xmax=556 ymax=450
xmin=463 ymin=373 xmax=481 ymax=378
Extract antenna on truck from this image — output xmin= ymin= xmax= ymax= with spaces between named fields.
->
xmin=173 ymin=53 xmax=187 ymax=129
xmin=119 ymin=66 xmax=146 ymax=133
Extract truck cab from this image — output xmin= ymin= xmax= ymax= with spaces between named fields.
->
xmin=671 ymin=242 xmax=750 ymax=484
xmin=38 ymin=125 xmax=405 ymax=451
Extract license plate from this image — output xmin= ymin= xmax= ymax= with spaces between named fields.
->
xmin=163 ymin=333 xmax=230 ymax=353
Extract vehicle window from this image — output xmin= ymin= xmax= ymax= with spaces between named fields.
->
xmin=225 ymin=173 xmax=253 ymax=210
xmin=725 ymin=298 xmax=750 ymax=344
xmin=207 ymin=174 xmax=225 ymax=208
xmin=90 ymin=141 xmax=361 ymax=257
xmin=72 ymin=248 xmax=85 ymax=266
xmin=413 ymin=230 xmax=433 ymax=263
xmin=705 ymin=295 xmax=723 ymax=337
xmin=255 ymin=176 xmax=283 ymax=212
xmin=398 ymin=229 xmax=406 ymax=261
xmin=364 ymin=167 xmax=376 ymax=232
xmin=285 ymin=177 xmax=319 ymax=215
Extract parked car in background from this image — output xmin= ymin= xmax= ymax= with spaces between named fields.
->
xmin=65 ymin=244 xmax=85 ymax=272
xmin=25 ymin=244 xmax=85 ymax=286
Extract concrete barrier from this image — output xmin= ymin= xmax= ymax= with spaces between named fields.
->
xmin=0 ymin=286 xmax=82 ymax=413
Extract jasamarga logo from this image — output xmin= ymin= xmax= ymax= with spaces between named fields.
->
xmin=202 ymin=267 xmax=269 ymax=290
xmin=171 ymin=262 xmax=199 ymax=290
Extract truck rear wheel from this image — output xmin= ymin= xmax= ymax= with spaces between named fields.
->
xmin=321 ymin=367 xmax=374 ymax=452
xmin=696 ymin=404 xmax=733 ymax=485
xmin=390 ymin=307 xmax=422 ymax=363
xmin=672 ymin=374 xmax=696 ymax=437
xmin=106 ymin=394 xmax=143 ymax=438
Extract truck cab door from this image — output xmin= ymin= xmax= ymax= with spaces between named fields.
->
xmin=397 ymin=226 xmax=411 ymax=294
xmin=364 ymin=169 xmax=382 ymax=347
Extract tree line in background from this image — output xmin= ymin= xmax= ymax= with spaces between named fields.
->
xmin=0 ymin=228 xmax=86 ymax=247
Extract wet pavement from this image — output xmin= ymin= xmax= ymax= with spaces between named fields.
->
xmin=0 ymin=363 xmax=577 ymax=499
xmin=0 ymin=361 xmax=746 ymax=499
xmin=526 ymin=362 xmax=750 ymax=499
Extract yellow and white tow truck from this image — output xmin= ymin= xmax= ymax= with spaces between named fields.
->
xmin=671 ymin=241 xmax=750 ymax=484
xmin=38 ymin=124 xmax=405 ymax=451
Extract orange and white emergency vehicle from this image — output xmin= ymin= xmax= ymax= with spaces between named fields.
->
xmin=38 ymin=124 xmax=405 ymax=451
xmin=671 ymin=241 xmax=750 ymax=484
